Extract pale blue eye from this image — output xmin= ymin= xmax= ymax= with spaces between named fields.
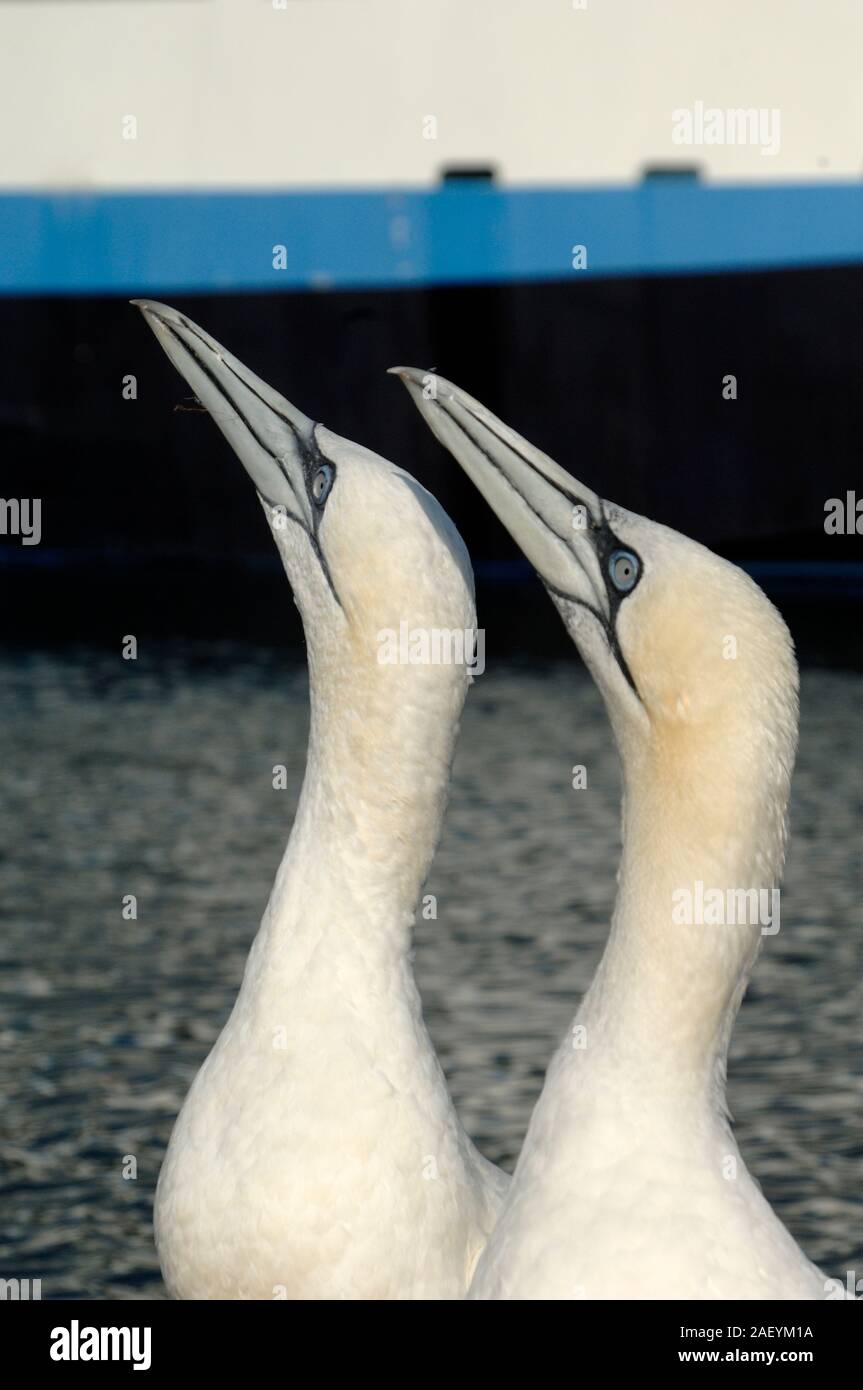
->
xmin=311 ymin=463 xmax=334 ymax=505
xmin=608 ymin=548 xmax=639 ymax=592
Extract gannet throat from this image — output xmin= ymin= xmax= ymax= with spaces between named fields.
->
xmin=395 ymin=365 xmax=836 ymax=1301
xmin=135 ymin=308 xmax=507 ymax=1300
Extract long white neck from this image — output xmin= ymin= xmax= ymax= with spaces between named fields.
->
xmin=569 ymin=718 xmax=791 ymax=1111
xmin=242 ymin=643 xmax=467 ymax=1008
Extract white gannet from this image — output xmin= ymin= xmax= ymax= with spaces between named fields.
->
xmin=134 ymin=303 xmax=507 ymax=1300
xmin=393 ymin=366 xmax=834 ymax=1301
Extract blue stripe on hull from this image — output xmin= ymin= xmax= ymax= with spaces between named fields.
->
xmin=0 ymin=183 xmax=861 ymax=294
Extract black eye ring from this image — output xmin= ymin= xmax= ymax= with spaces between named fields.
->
xmin=608 ymin=548 xmax=640 ymax=593
xmin=311 ymin=463 xmax=334 ymax=507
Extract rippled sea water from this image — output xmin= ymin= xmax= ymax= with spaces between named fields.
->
xmin=1 ymin=647 xmax=861 ymax=1298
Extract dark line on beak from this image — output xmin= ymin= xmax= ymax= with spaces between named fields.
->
xmin=178 ymin=315 xmax=309 ymax=449
xmin=544 ymin=580 xmax=640 ymax=698
xmin=255 ymin=488 xmax=306 ymax=535
xmin=433 ymin=394 xmax=640 ymax=700
xmin=442 ymin=404 xmax=601 ymax=539
xmin=149 ymin=310 xmax=343 ymax=610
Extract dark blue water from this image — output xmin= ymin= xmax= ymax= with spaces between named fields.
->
xmin=1 ymin=648 xmax=861 ymax=1298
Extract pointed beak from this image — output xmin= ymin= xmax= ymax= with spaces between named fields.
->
xmin=133 ymin=299 xmax=318 ymax=528
xmin=389 ymin=366 xmax=611 ymax=622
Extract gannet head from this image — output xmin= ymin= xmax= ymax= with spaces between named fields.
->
xmin=135 ymin=302 xmax=472 ymax=634
xmin=134 ymin=308 xmax=476 ymax=867
xmin=392 ymin=368 xmax=798 ymax=868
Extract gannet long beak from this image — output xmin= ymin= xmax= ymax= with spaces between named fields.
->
xmin=389 ymin=368 xmax=638 ymax=691
xmin=133 ymin=299 xmax=319 ymax=529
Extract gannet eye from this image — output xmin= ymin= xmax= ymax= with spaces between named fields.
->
xmin=608 ymin=549 xmax=640 ymax=593
xmin=311 ymin=464 xmax=334 ymax=506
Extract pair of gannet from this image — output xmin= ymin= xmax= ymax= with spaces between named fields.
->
xmin=137 ymin=301 xmax=833 ymax=1301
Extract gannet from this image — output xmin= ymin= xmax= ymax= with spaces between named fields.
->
xmin=134 ymin=303 xmax=507 ymax=1300
xmin=393 ymin=366 xmax=834 ymax=1301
